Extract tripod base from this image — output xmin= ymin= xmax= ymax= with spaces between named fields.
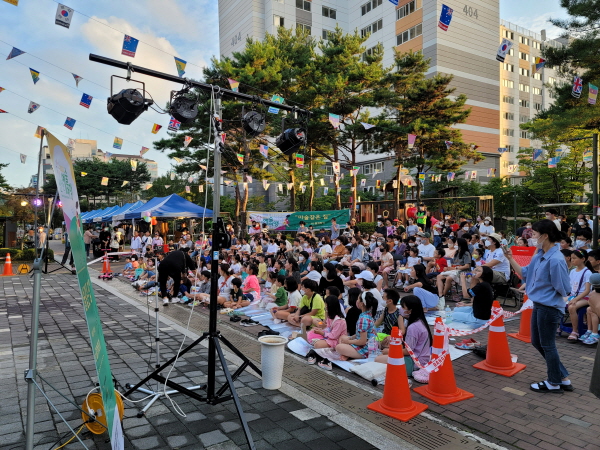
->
xmin=125 ymin=385 xmax=203 ymax=418
xmin=123 ymin=330 xmax=262 ymax=450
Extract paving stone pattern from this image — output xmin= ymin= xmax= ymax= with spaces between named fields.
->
xmin=0 ymin=273 xmax=377 ymax=450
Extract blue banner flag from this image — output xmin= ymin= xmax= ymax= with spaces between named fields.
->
xmin=30 ymin=68 xmax=40 ymax=84
xmin=121 ymin=34 xmax=139 ymax=57
xmin=174 ymin=57 xmax=186 ymax=77
xmin=80 ymin=93 xmax=93 ymax=109
xmin=268 ymin=95 xmax=284 ymax=114
xmin=388 ymin=0 xmax=399 ymax=4
xmin=6 ymin=47 xmax=25 ymax=60
xmin=64 ymin=117 xmax=76 ymax=130
xmin=533 ymin=148 xmax=543 ymax=161
xmin=168 ymin=116 xmax=181 ymax=131
xmin=438 ymin=4 xmax=453 ymax=31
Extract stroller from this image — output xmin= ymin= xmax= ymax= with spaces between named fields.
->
xmin=92 ymin=238 xmax=104 ymax=259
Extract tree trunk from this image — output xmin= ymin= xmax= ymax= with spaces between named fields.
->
xmin=333 ymin=144 xmax=341 ymax=210
xmin=234 ymin=182 xmax=241 ymax=235
xmin=289 ymin=154 xmax=296 ymax=212
xmin=352 ymin=151 xmax=357 ymax=219
xmin=395 ymin=163 xmax=402 ymax=217
xmin=309 ymin=147 xmax=314 ymax=211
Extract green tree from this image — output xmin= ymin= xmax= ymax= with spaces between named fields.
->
xmin=367 ymin=51 xmax=482 ymax=213
xmin=0 ymin=163 xmax=9 ymax=191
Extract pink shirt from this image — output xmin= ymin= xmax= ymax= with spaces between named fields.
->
xmin=242 ymin=275 xmax=260 ymax=298
xmin=323 ymin=316 xmax=348 ymax=348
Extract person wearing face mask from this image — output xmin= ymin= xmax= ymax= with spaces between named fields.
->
xmin=470 ymin=233 xmax=510 ymax=288
xmin=457 ymin=222 xmax=471 ymax=239
xmin=505 ymin=219 xmax=572 ymax=393
xmin=374 ymin=218 xmax=387 ymax=238
xmin=297 ymin=251 xmax=310 ymax=276
xmin=571 ymin=214 xmax=587 ymax=237
xmin=406 ymin=219 xmax=419 ymax=237
xmin=574 ymin=231 xmax=592 ymax=251
xmin=478 ymin=216 xmax=495 ymax=236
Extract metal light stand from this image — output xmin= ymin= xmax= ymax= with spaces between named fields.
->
xmin=125 ymin=256 xmax=203 ymax=417
xmin=25 ymin=130 xmax=94 ymax=450
xmin=89 ymin=53 xmax=310 ymax=450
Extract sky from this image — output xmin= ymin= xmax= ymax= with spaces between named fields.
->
xmin=0 ymin=0 xmax=570 ymax=188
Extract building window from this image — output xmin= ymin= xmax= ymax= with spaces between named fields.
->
xmin=296 ymin=0 xmax=311 ymax=11
xmin=322 ymin=6 xmax=336 ymax=19
xmin=519 ymin=99 xmax=530 ymax=107
xmin=533 ymin=41 xmax=542 ymax=49
xmin=363 ymin=139 xmax=378 ymax=152
xmin=396 ymin=0 xmax=417 ymax=20
xmin=508 ymin=48 xmax=514 ymax=56
xmin=548 ymin=76 xmax=556 ymax=85
xmin=503 ymin=63 xmax=514 ymax=72
xmin=519 ymin=83 xmax=530 ymax=92
xmin=363 ymin=162 xmax=383 ymax=175
xmin=519 ymin=67 xmax=530 ymax=77
xmin=549 ymin=91 xmax=557 ymax=99
xmin=533 ymin=72 xmax=542 ymax=80
xmin=503 ymin=112 xmax=514 ymax=120
xmin=362 ymin=19 xmax=383 ymax=38
xmin=296 ymin=23 xmax=311 ymax=34
xmin=519 ymin=36 xmax=530 ymax=45
xmin=534 ymin=102 xmax=542 ymax=111
xmin=503 ymin=30 xmax=514 ymax=40
xmin=322 ymin=29 xmax=333 ymax=40
xmin=519 ymin=115 xmax=530 ymax=123
xmin=520 ymin=130 xmax=530 ymax=139
xmin=519 ymin=51 xmax=529 ymax=61
xmin=325 ymin=165 xmax=334 ymax=176
xmin=506 ymin=145 xmax=514 ymax=152
xmin=532 ymin=87 xmax=542 ymax=95
xmin=273 ymin=15 xmax=284 ymax=27
xmin=503 ymin=79 xmax=514 ymax=88
xmin=362 ymin=45 xmax=379 ymax=61
xmin=503 ymin=128 xmax=515 ymax=137
xmin=396 ymin=23 xmax=422 ymax=46
xmin=361 ymin=0 xmax=382 ymax=16
xmin=503 ymin=95 xmax=515 ymax=104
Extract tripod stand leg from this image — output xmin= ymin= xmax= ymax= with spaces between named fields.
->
xmin=213 ymin=337 xmax=256 ymax=450
xmin=219 ymin=334 xmax=262 ymax=376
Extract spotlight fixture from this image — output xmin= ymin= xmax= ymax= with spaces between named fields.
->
xmin=169 ymin=95 xmax=198 ymax=123
xmin=276 ymin=128 xmax=306 ymax=155
xmin=32 ymin=198 xmax=43 ymax=207
xmin=21 ymin=200 xmax=28 ymax=206
xmin=241 ymin=111 xmax=266 ymax=137
xmin=107 ymin=75 xmax=153 ymax=125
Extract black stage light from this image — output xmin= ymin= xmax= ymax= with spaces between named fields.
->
xmin=241 ymin=111 xmax=266 ymax=137
xmin=275 ymin=128 xmax=306 ymax=155
xmin=170 ymin=96 xmax=198 ymax=123
xmin=107 ymin=89 xmax=153 ymax=125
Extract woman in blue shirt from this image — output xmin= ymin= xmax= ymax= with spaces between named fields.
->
xmin=506 ymin=219 xmax=572 ymax=393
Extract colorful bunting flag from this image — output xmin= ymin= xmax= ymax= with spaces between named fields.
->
xmin=262 ymin=161 xmax=270 ymax=169
xmin=445 ymin=141 xmax=452 ymax=150
xmin=287 ymin=182 xmax=294 ymax=190
xmin=464 ymin=172 xmax=470 ymax=180
xmin=2 ymin=1 xmax=19 ymax=6
xmin=122 ymin=35 xmax=139 ymax=57
xmin=360 ymin=178 xmax=366 ymax=187
xmin=548 ymin=157 xmax=558 ymax=168
xmin=418 ymin=173 xmax=425 ymax=180
xmin=170 ymin=172 xmax=175 ymax=180
xmin=101 ymin=177 xmax=109 ymax=186
xmin=388 ymin=0 xmax=399 ymax=5
xmin=103 ymin=152 xmax=113 ymax=162
xmin=174 ymin=57 xmax=187 ymax=77
xmin=27 ymin=101 xmax=40 ymax=114
xmin=187 ymin=176 xmax=194 ymax=183
xmin=165 ymin=185 xmax=171 ymax=189
xmin=352 ymin=166 xmax=359 ymax=176
xmin=583 ymin=150 xmax=593 ymax=162
xmin=332 ymin=161 xmax=340 ymax=175
xmin=224 ymin=180 xmax=232 ymax=186
xmin=0 ymin=109 xmax=7 ymax=113
xmin=81 ymin=172 xmax=87 ymax=177
xmin=185 ymin=186 xmax=190 ymax=193
xmin=267 ymin=95 xmax=284 ymax=114
xmin=64 ymin=117 xmax=76 ymax=130
xmin=262 ymin=179 xmax=270 ymax=190
xmin=80 ymin=93 xmax=93 ymax=108
xmin=228 ymin=78 xmax=240 ymax=92
xmin=113 ymin=137 xmax=123 ymax=149
xmin=301 ymin=185 xmax=307 ymax=193
xmin=532 ymin=57 xmax=546 ymax=74
xmin=324 ymin=187 xmax=329 ymax=195
xmin=533 ymin=148 xmax=544 ymax=161
xmin=236 ymin=153 xmax=244 ymax=164
xmin=72 ymin=73 xmax=83 ymax=87
xmin=55 ymin=3 xmax=74 ymax=28
xmin=6 ymin=47 xmax=25 ymax=60
xmin=438 ymin=4 xmax=453 ymax=31
xmin=336 ymin=187 xmax=341 ymax=195
xmin=19 ymin=154 xmax=26 ymax=164
xmin=67 ymin=138 xmax=75 ymax=149
xmin=172 ymin=157 xmax=183 ymax=164
xmin=0 ymin=87 xmax=4 ymax=93
xmin=151 ymin=123 xmax=162 ymax=134
xmin=471 ymin=144 xmax=479 ymax=150
xmin=145 ymin=183 xmax=153 ymax=190
xmin=246 ymin=175 xmax=253 ymax=183
xmin=140 ymin=146 xmax=149 ymax=157
xmin=497 ymin=147 xmax=507 ymax=154
xmin=447 ymin=172 xmax=455 ymax=181
xmin=471 ymin=170 xmax=477 ymax=179
xmin=120 ymin=180 xmax=129 ymax=188
xmin=199 ymin=184 xmax=204 ymax=193
xmin=259 ymin=144 xmax=268 ymax=158
xmin=130 ymin=160 xmax=137 ymax=171
xmin=199 ymin=164 xmax=207 ymax=171
xmin=184 ymin=135 xmax=193 ymax=148
xmin=296 ymin=154 xmax=304 ymax=169
xmin=408 ymin=134 xmax=416 ymax=149
xmin=496 ymin=38 xmax=513 ymax=63
xmin=329 ymin=113 xmax=340 ymax=129
xmin=589 ymin=83 xmax=598 ymax=105
xmin=168 ymin=117 xmax=181 ymax=131
xmin=29 ymin=68 xmax=40 ymax=84
xmin=278 ymin=183 xmax=283 ymax=192
xmin=221 ymin=132 xmax=226 ymax=143
xmin=572 ymin=76 xmax=583 ymax=98
xmin=487 ymin=168 xmax=496 ymax=177
xmin=34 ymin=126 xmax=45 ymax=138
xmin=361 ymin=122 xmax=375 ymax=130
xmin=320 ymin=178 xmax=325 ymax=186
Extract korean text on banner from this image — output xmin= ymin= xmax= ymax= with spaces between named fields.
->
xmin=46 ymin=131 xmax=123 ymax=450
xmin=248 ymin=210 xmax=351 ymax=232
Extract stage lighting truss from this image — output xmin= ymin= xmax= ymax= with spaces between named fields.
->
xmin=169 ymin=86 xmax=200 ymax=124
xmin=107 ymin=75 xmax=154 ymax=125
xmin=275 ymin=108 xmax=309 ymax=155
xmin=241 ymin=110 xmax=266 ymax=137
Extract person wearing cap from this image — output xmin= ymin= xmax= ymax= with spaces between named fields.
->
xmin=355 ymin=269 xmax=385 ymax=313
xmin=471 ymin=232 xmax=510 ymax=287
xmin=417 ymin=232 xmax=436 ymax=263
xmin=479 ymin=216 xmax=495 ymax=236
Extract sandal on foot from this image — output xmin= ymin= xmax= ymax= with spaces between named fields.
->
xmin=530 ymin=381 xmax=563 ymax=393
xmin=567 ymin=331 xmax=579 ymax=341
xmin=560 ymin=383 xmax=575 ymax=392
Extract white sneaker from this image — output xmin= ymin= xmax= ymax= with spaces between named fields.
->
xmin=403 ymin=281 xmax=409 ymax=287
xmin=273 ymin=319 xmax=282 ymax=324
xmin=437 ymin=296 xmax=445 ymax=311
xmin=163 ymin=298 xmax=169 ymax=306
xmin=171 ymin=298 xmax=181 ymax=303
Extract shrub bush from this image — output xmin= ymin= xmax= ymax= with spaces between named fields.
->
xmin=356 ymin=222 xmax=375 ymax=235
xmin=0 ymin=248 xmax=54 ymax=261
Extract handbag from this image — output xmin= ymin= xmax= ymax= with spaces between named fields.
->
xmin=299 ymin=293 xmax=315 ymax=315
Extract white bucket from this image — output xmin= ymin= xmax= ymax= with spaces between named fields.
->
xmin=258 ymin=335 xmax=289 ymax=390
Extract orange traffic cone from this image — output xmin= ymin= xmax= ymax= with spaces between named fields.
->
xmin=508 ymin=295 xmax=532 ymax=343
xmin=474 ymin=301 xmax=526 ymax=377
xmin=367 ymin=326 xmax=428 ymax=421
xmin=414 ymin=317 xmax=474 ymax=405
xmin=102 ymin=254 xmax=112 ymax=274
xmin=2 ymin=253 xmax=13 ymax=276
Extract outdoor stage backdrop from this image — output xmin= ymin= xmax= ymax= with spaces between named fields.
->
xmin=248 ymin=210 xmax=351 ymax=232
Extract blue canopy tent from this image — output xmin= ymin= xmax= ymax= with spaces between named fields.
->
xmin=105 ymin=200 xmax=144 ymax=221
xmin=92 ymin=205 xmax=121 ymax=223
xmin=80 ymin=210 xmax=98 ymax=223
xmin=122 ymin=194 xmax=213 ymax=220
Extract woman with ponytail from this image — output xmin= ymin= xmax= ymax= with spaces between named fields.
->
xmin=335 ymin=291 xmax=377 ymax=360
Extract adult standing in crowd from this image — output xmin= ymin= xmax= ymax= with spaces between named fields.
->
xmin=159 ymin=248 xmax=197 ymax=306
xmin=330 ymin=218 xmax=340 ymax=241
xmin=130 ymin=231 xmax=142 ymax=254
xmin=83 ymin=226 xmax=96 ymax=259
xmin=505 ymin=219 xmax=572 ymax=393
